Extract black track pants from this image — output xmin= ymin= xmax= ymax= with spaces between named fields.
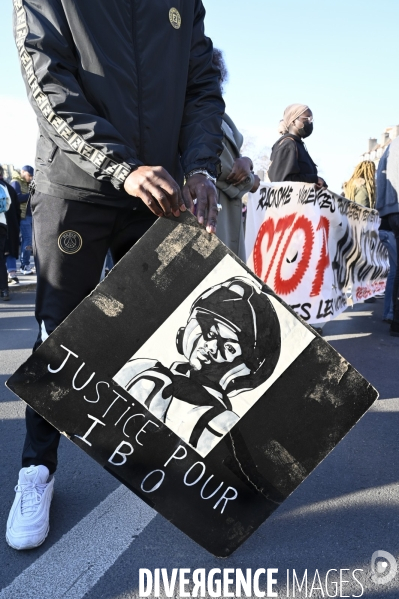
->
xmin=22 ymin=192 xmax=156 ymax=473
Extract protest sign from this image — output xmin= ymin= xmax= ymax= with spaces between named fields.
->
xmin=7 ymin=212 xmax=377 ymax=556
xmin=245 ymin=183 xmax=389 ymax=323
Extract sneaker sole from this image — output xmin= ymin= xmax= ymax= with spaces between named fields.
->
xmin=6 ymin=522 xmax=50 ymax=550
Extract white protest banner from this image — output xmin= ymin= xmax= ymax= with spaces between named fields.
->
xmin=245 ymin=182 xmax=389 ymax=324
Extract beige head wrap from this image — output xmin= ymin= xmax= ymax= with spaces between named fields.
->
xmin=278 ymin=104 xmax=310 ymax=135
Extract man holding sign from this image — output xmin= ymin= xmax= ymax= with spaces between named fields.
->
xmin=7 ymin=0 xmax=224 ymax=550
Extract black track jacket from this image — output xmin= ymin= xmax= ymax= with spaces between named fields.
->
xmin=13 ymin=0 xmax=224 ymax=206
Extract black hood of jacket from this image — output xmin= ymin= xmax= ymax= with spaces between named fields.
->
xmin=13 ymin=0 xmax=224 ymax=206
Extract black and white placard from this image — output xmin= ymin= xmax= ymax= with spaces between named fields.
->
xmin=7 ymin=212 xmax=377 ymax=556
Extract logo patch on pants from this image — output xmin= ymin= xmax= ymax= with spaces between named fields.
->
xmin=58 ymin=230 xmax=83 ymax=254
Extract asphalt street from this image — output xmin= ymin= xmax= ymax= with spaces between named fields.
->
xmin=0 ymin=290 xmax=399 ymax=599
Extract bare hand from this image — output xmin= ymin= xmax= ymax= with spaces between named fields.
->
xmin=226 ymin=157 xmax=253 ymax=186
xmin=124 ymin=165 xmax=185 ymax=217
xmin=182 ymin=174 xmax=218 ymax=234
xmin=250 ymin=175 xmax=261 ymax=193
xmin=315 ymin=177 xmax=327 ymax=190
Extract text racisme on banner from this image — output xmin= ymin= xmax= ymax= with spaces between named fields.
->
xmin=245 ymin=183 xmax=389 ymax=323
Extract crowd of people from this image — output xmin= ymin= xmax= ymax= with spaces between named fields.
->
xmin=3 ymin=0 xmax=398 ymax=555
xmin=253 ymin=102 xmax=398 ymax=336
xmin=0 ymin=164 xmax=36 ymax=301
xmin=2 ymin=102 xmax=396 ymax=328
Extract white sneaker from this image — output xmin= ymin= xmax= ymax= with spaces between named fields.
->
xmin=6 ymin=465 xmax=54 ymax=550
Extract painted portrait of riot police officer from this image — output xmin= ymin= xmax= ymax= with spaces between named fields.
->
xmin=114 ymin=276 xmax=281 ymax=456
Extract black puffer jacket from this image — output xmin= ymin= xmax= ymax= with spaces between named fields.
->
xmin=13 ymin=0 xmax=224 ymax=206
xmin=268 ymin=134 xmax=320 ymax=185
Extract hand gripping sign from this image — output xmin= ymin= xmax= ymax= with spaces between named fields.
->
xmin=7 ymin=212 xmax=377 ymax=556
xmin=245 ymin=183 xmax=389 ymax=323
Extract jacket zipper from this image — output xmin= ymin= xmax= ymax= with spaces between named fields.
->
xmin=131 ymin=0 xmax=144 ymax=158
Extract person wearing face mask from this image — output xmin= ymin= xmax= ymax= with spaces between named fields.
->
xmin=267 ymin=104 xmax=327 ymax=189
